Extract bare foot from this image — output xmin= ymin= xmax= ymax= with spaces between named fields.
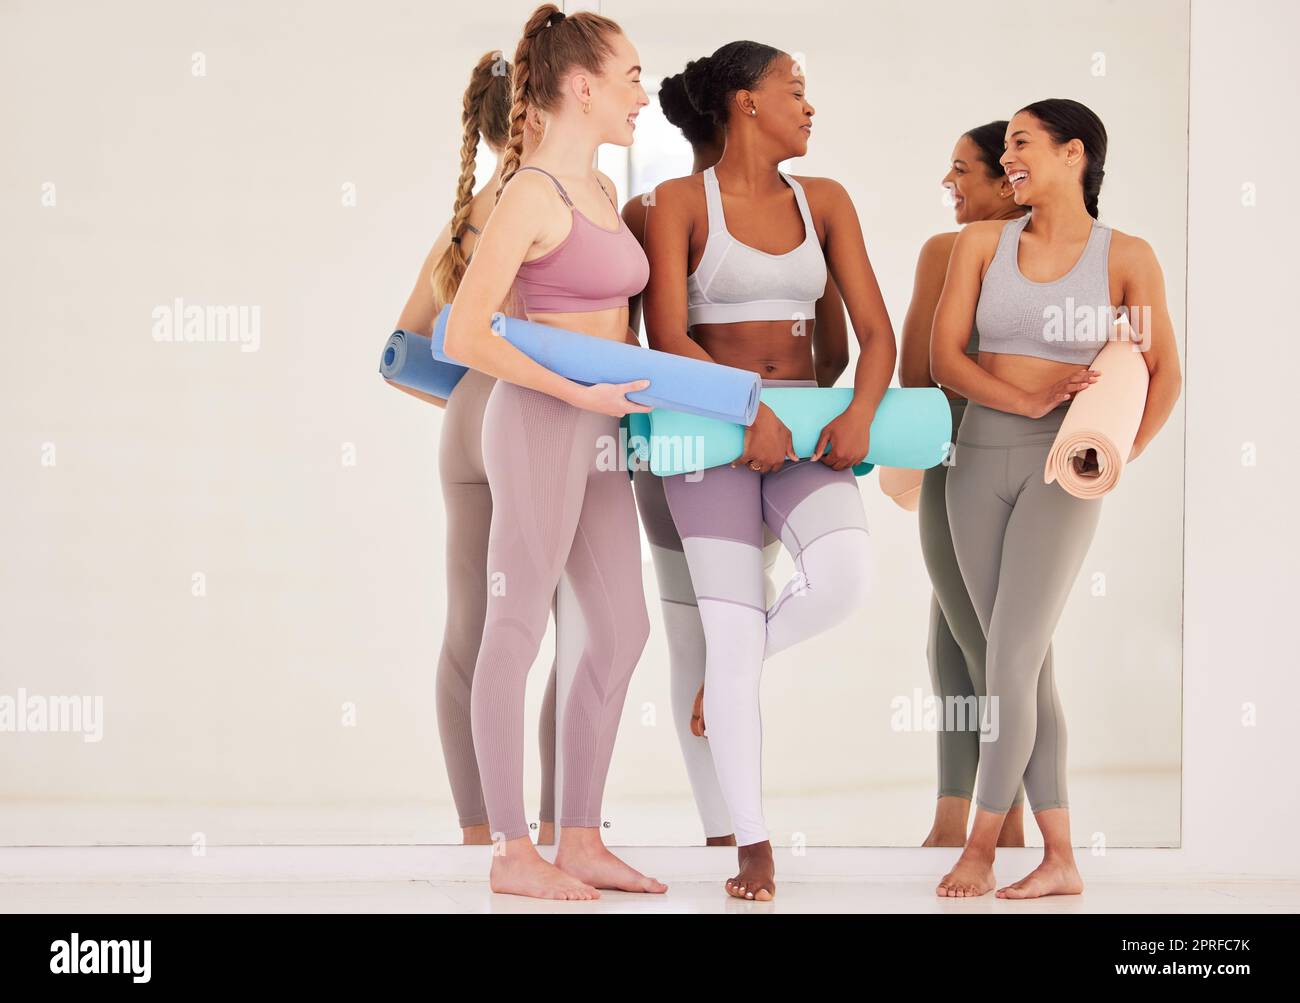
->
xmin=690 ymin=684 xmax=706 ymax=738
xmin=706 ymin=834 xmax=737 ymax=847
xmin=922 ymin=826 xmax=966 ymax=848
xmin=726 ymin=842 xmax=775 ymax=901
xmin=936 ymin=847 xmax=996 ymax=897
xmin=462 ymin=824 xmax=494 ymax=846
xmin=996 ymin=853 xmax=1083 ymax=899
xmin=536 ymin=821 xmax=555 ymax=847
xmin=489 ymin=837 xmax=599 ymax=900
xmin=996 ymin=804 xmax=1026 ymax=847
xmin=556 ymin=838 xmax=667 ymax=894
xmin=923 ymin=796 xmax=971 ymax=846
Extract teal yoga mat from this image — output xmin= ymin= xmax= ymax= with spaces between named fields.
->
xmin=379 ymin=329 xmax=467 ymax=399
xmin=430 ymin=305 xmax=761 ymax=425
xmin=627 ymin=387 xmax=953 ymax=477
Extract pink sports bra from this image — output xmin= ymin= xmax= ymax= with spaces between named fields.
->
xmin=510 ymin=166 xmax=650 ymax=314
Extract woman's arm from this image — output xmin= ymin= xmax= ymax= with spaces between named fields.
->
xmin=1116 ymin=233 xmax=1182 ymax=459
xmin=820 ymin=179 xmax=896 ymax=412
xmin=444 ymin=172 xmax=648 ymax=416
xmin=900 ymin=232 xmax=957 ymax=390
xmin=643 ymin=179 xmax=716 ymax=364
xmin=812 ymin=274 xmax=850 ymax=387
xmin=621 ymin=193 xmax=650 ymax=341
xmin=385 ymin=221 xmax=455 ymax=409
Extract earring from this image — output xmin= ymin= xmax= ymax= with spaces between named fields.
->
xmin=583 ymin=101 xmax=591 ymax=115
xmin=750 ymin=108 xmax=757 ymax=116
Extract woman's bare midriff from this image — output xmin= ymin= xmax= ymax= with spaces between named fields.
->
xmin=692 ymin=319 xmax=818 ymax=380
xmin=980 ymin=351 xmax=1093 ymax=403
xmin=527 ymin=307 xmax=631 ymax=343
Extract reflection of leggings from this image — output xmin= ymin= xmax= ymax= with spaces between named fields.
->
xmin=662 ymin=379 xmax=872 ymax=847
xmin=435 ymin=369 xmax=557 ymax=828
xmin=471 ymin=380 xmax=650 ymax=841
xmin=918 ymin=397 xmax=1025 ymax=807
xmin=632 ymin=472 xmax=781 ymax=839
xmin=946 ymin=400 xmax=1103 ymax=814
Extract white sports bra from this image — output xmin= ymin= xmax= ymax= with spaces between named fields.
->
xmin=686 ymin=166 xmax=828 ymax=327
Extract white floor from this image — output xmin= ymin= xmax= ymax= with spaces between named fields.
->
xmin=2 ymin=877 xmax=1297 ymax=914
xmin=1 ymin=845 xmax=1295 ymax=914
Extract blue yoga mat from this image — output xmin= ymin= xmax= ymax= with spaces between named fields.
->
xmin=627 ymin=387 xmax=953 ymax=477
xmin=379 ymin=329 xmax=466 ymax=400
xmin=430 ymin=305 xmax=760 ymax=425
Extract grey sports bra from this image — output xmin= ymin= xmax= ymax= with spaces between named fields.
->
xmin=974 ymin=213 xmax=1114 ymax=366
xmin=686 ymin=166 xmax=828 ymax=327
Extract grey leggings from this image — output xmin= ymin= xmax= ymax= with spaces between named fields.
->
xmin=435 ymin=368 xmax=557 ymax=829
xmin=471 ymin=379 xmax=650 ymax=841
xmin=918 ymin=397 xmax=1026 ymax=807
xmin=945 ymin=400 xmax=1103 ymax=814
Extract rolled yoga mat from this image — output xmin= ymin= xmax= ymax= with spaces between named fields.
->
xmin=878 ymin=466 xmax=925 ymax=511
xmin=1044 ymin=334 xmax=1150 ymax=499
xmin=430 ymin=305 xmax=761 ymax=425
xmin=627 ymin=386 xmax=952 ymax=478
xmin=379 ymin=329 xmax=467 ymax=400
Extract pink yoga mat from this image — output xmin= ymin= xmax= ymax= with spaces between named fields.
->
xmin=1044 ymin=334 xmax=1150 ymax=499
xmin=878 ymin=466 xmax=923 ymax=511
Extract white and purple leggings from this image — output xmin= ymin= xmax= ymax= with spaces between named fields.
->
xmin=661 ymin=380 xmax=872 ymax=847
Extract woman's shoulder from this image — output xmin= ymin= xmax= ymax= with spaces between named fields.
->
xmin=786 ymin=174 xmax=845 ymax=200
xmin=919 ymin=230 xmax=960 ymax=259
xmin=956 ymin=217 xmax=1017 ymax=251
xmin=1105 ymin=226 xmax=1155 ymax=260
xmin=645 ymin=173 xmax=707 ymax=219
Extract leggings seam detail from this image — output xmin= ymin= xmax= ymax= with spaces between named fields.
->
xmin=787 ymin=523 xmax=870 ymax=562
xmin=570 ymin=516 xmax=619 ymax=826
xmin=696 ymin=594 xmax=766 ymax=615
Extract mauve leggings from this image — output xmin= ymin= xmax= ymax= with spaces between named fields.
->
xmin=435 ymin=368 xmax=557 ymax=829
xmin=471 ymin=379 xmax=650 ymax=841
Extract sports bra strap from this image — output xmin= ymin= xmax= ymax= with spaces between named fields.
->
xmin=513 ymin=165 xmax=619 ymax=215
xmin=702 ymin=167 xmax=727 ymax=234
xmin=513 ymin=165 xmax=574 ymax=207
xmin=781 ymin=172 xmax=816 ymax=232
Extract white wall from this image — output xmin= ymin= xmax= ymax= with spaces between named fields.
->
xmin=1179 ymin=0 xmax=1300 ymax=876
xmin=5 ymin=0 xmax=1296 ymax=873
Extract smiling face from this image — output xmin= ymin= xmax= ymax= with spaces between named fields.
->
xmin=745 ymin=52 xmax=815 ymax=158
xmin=1000 ymin=110 xmax=1084 ymax=209
xmin=942 ymin=133 xmax=1012 ymax=224
xmin=577 ymin=31 xmax=649 ymax=147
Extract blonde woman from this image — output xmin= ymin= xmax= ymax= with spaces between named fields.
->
xmin=445 ymin=4 xmax=665 ymax=901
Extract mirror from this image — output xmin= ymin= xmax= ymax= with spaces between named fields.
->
xmin=595 ymin=0 xmax=1187 ymax=848
xmin=0 ymin=0 xmax=1184 ymax=853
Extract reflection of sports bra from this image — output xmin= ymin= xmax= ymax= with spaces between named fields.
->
xmin=461 ymin=222 xmax=481 ymax=265
xmin=509 ymin=166 xmax=649 ymax=314
xmin=686 ymin=166 xmax=828 ymax=327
